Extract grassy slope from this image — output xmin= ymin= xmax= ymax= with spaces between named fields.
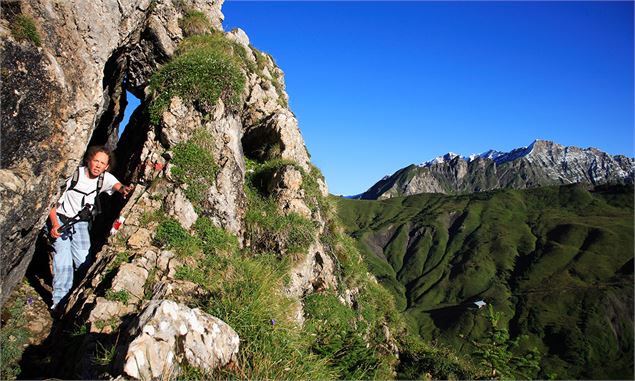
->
xmin=336 ymin=184 xmax=634 ymax=379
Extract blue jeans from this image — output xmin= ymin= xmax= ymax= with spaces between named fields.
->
xmin=51 ymin=215 xmax=91 ymax=306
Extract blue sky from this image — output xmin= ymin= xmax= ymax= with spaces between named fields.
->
xmin=123 ymin=1 xmax=634 ymax=196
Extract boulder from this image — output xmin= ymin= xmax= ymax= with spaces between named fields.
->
xmin=123 ymin=300 xmax=239 ymax=380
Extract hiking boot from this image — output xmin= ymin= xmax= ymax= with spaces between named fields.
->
xmin=49 ymin=303 xmax=63 ymax=318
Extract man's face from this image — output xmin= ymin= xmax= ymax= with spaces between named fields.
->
xmin=87 ymin=152 xmax=110 ymax=178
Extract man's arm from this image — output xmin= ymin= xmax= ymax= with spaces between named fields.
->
xmin=49 ymin=206 xmax=61 ymax=239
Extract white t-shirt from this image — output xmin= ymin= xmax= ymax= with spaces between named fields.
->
xmin=57 ymin=167 xmax=120 ymax=218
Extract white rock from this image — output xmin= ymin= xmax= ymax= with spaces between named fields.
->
xmin=123 ymin=300 xmax=240 ymax=379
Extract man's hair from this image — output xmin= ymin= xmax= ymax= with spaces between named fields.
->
xmin=84 ymin=146 xmax=116 ymax=170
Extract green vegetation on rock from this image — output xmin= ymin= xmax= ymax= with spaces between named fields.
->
xmin=179 ymin=10 xmax=211 ymax=37
xmin=337 ymin=184 xmax=634 ymax=379
xmin=0 ymin=298 xmax=29 ymax=380
xmin=10 ymin=14 xmax=41 ymax=46
xmin=148 ymin=34 xmax=246 ymax=124
xmin=244 ymin=159 xmax=318 ymax=257
xmin=144 ymin=153 xmax=424 ymax=379
xmin=170 ymin=130 xmax=218 ymax=207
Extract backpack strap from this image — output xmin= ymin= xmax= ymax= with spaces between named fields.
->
xmin=92 ymin=172 xmax=105 ymax=217
xmin=59 ymin=166 xmax=80 ymax=194
xmin=59 ymin=167 xmax=106 ymax=220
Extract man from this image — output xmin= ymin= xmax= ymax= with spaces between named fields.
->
xmin=48 ymin=146 xmax=132 ymax=311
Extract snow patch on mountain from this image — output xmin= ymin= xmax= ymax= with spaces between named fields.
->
xmin=421 ymin=141 xmax=538 ymax=167
xmin=421 ymin=152 xmax=461 ymax=167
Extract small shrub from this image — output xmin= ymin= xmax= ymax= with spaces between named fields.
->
xmin=179 ymin=10 xmax=210 ymax=36
xmin=10 ymin=14 xmax=41 ymax=46
xmin=105 ymin=289 xmax=130 ymax=304
xmin=304 ymin=291 xmax=385 ymax=380
xmin=472 ymin=305 xmax=542 ymax=380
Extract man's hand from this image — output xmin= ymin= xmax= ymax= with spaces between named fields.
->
xmin=50 ymin=224 xmax=62 ymax=239
xmin=119 ymin=184 xmax=134 ymax=199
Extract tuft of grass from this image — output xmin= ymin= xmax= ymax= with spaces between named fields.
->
xmin=0 ymin=299 xmax=30 ymax=380
xmin=10 ymin=14 xmax=41 ymax=46
xmin=155 ymin=217 xmax=200 ymax=257
xmin=179 ymin=10 xmax=211 ymax=36
xmin=396 ymin=336 xmax=484 ymax=380
xmin=105 ymin=289 xmax=130 ymax=304
xmin=94 ymin=318 xmax=120 ymax=331
xmin=193 ymin=217 xmax=239 ymax=255
xmin=200 ymin=253 xmax=337 ymax=380
xmin=143 ymin=268 xmax=158 ymax=300
xmin=170 ymin=130 xmax=218 ymax=207
xmin=244 ymin=159 xmax=319 ymax=257
xmin=243 ymin=159 xmax=335 ymax=257
xmin=69 ymin=323 xmax=88 ymax=338
xmin=149 ymin=34 xmax=245 ymax=124
xmin=107 ymin=251 xmax=131 ymax=272
xmin=94 ymin=341 xmax=117 ymax=366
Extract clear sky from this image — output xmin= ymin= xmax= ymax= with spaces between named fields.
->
xmin=122 ymin=1 xmax=634 ymax=196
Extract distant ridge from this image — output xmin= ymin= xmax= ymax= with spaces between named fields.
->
xmin=358 ymin=140 xmax=634 ymax=199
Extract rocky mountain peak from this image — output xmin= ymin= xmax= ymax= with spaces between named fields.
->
xmin=360 ymin=140 xmax=633 ymax=199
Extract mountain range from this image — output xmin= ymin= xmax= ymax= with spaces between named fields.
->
xmin=358 ymin=140 xmax=634 ymax=199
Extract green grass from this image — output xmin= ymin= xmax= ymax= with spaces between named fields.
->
xmin=148 ymin=34 xmax=245 ymax=124
xmin=0 ymin=298 xmax=30 ymax=380
xmin=244 ymin=159 xmax=318 ymax=257
xmin=303 ymin=291 xmax=387 ymax=379
xmin=396 ymin=336 xmax=484 ymax=380
xmin=179 ymin=10 xmax=211 ymax=36
xmin=337 ymin=184 xmax=634 ymax=379
xmin=170 ymin=130 xmax=218 ymax=207
xmin=155 ymin=217 xmax=200 ymax=257
xmin=144 ymin=157 xmax=418 ymax=379
xmin=105 ymin=289 xmax=130 ymax=304
xmin=10 ymin=14 xmax=41 ymax=46
xmin=94 ymin=341 xmax=117 ymax=366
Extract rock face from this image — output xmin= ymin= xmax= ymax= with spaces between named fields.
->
xmin=360 ymin=140 xmax=635 ymax=199
xmin=0 ymin=0 xmax=224 ymax=305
